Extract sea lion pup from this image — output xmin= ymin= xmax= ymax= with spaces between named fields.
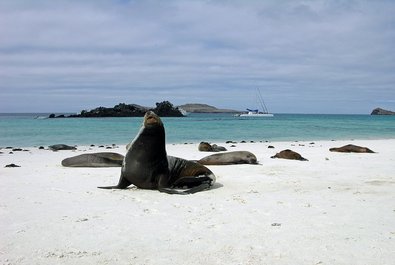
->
xmin=329 ymin=144 xmax=375 ymax=153
xmin=98 ymin=111 xmax=216 ymax=194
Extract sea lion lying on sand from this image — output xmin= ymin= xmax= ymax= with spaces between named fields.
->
xmin=329 ymin=144 xmax=375 ymax=153
xmin=62 ymin=152 xmax=124 ymax=167
xmin=198 ymin=142 xmax=227 ymax=152
xmin=49 ymin=144 xmax=77 ymax=151
xmin=271 ymin=149 xmax=308 ymax=161
xmin=198 ymin=151 xmax=258 ymax=165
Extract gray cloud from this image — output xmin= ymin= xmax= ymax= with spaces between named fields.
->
xmin=0 ymin=0 xmax=394 ymax=113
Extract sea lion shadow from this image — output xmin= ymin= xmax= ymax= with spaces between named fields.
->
xmin=210 ymin=182 xmax=224 ymax=190
xmin=110 ymin=183 xmax=223 ymax=193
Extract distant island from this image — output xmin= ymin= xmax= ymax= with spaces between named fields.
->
xmin=178 ymin=103 xmax=239 ymax=113
xmin=371 ymin=108 xmax=395 ymax=115
xmin=49 ymin=101 xmax=184 ymax=118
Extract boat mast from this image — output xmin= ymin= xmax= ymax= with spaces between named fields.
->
xmin=256 ymin=88 xmax=269 ymax=114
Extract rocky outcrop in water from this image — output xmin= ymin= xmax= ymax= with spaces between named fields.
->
xmin=49 ymin=101 xmax=184 ymax=118
xmin=371 ymin=108 xmax=395 ymax=115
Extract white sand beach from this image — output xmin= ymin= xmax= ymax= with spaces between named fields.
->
xmin=1 ymin=139 xmax=394 ymax=265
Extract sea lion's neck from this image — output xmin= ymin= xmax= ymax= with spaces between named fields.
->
xmin=134 ymin=126 xmax=167 ymax=158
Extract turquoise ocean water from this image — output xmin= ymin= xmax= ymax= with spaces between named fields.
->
xmin=0 ymin=113 xmax=394 ymax=147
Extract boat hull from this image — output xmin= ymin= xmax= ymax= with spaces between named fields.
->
xmin=239 ymin=113 xmax=274 ymax=117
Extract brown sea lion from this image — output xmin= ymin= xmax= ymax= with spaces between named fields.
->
xmin=198 ymin=142 xmax=227 ymax=152
xmin=98 ymin=111 xmax=216 ymax=194
xmin=271 ymin=149 xmax=308 ymax=161
xmin=329 ymin=144 xmax=375 ymax=153
xmin=198 ymin=142 xmax=213 ymax=152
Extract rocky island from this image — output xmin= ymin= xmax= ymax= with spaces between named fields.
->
xmin=178 ymin=103 xmax=239 ymax=113
xmin=49 ymin=101 xmax=184 ymax=118
xmin=371 ymin=108 xmax=395 ymax=115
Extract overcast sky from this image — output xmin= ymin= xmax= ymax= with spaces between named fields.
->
xmin=1 ymin=0 xmax=394 ymax=114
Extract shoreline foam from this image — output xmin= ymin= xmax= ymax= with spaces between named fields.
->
xmin=1 ymin=139 xmax=394 ymax=264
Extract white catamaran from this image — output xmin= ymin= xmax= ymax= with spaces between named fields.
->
xmin=238 ymin=88 xmax=274 ymax=117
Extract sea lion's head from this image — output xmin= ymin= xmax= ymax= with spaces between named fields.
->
xmin=143 ymin=111 xmax=163 ymax=128
xmin=125 ymin=111 xmax=165 ymax=151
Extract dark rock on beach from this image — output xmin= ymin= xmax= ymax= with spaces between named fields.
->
xmin=12 ymin=148 xmax=23 ymax=152
xmin=5 ymin=163 xmax=21 ymax=168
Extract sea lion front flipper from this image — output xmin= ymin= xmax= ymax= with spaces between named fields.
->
xmin=98 ymin=175 xmax=131 ymax=189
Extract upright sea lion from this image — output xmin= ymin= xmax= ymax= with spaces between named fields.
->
xmin=329 ymin=144 xmax=375 ymax=153
xmin=98 ymin=111 xmax=215 ymax=194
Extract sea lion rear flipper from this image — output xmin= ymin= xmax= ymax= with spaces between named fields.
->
xmin=158 ymin=175 xmax=213 ymax=195
xmin=159 ymin=182 xmax=211 ymax=195
xmin=98 ymin=175 xmax=131 ymax=189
